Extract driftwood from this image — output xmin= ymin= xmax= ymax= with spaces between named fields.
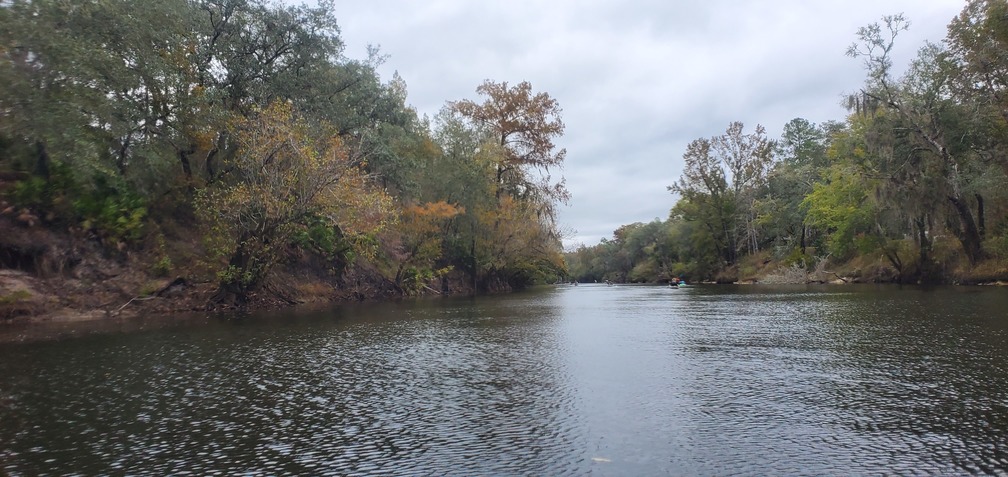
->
xmin=115 ymin=277 xmax=190 ymax=315
xmin=115 ymin=295 xmax=157 ymax=314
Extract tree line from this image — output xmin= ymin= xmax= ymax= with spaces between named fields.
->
xmin=567 ymin=1 xmax=1008 ymax=285
xmin=0 ymin=0 xmax=568 ymax=303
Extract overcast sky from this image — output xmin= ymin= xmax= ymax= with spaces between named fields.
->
xmin=327 ymin=0 xmax=964 ymax=248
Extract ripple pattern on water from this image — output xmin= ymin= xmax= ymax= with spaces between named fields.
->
xmin=1 ymin=285 xmax=1008 ymax=475
xmin=0 ymin=298 xmax=587 ymax=476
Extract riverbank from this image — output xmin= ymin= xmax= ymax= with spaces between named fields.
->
xmin=0 ymin=215 xmax=477 ymax=326
xmin=5 ymin=212 xmax=1007 ymax=328
xmin=710 ymin=247 xmax=1008 ymax=286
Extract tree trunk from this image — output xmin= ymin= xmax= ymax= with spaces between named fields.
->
xmin=116 ymin=134 xmax=132 ymax=176
xmin=976 ymin=193 xmax=985 ymax=239
xmin=205 ymin=132 xmax=229 ymax=182
xmin=947 ymin=194 xmax=985 ymax=265
xmin=471 ymin=237 xmax=478 ymax=296
xmin=205 ymin=147 xmax=218 ymax=180
xmin=800 ymin=225 xmax=807 ymax=255
xmin=178 ymin=146 xmax=195 ymax=183
xmin=915 ymin=215 xmax=931 ymax=264
xmin=34 ymin=141 xmax=50 ymax=180
xmin=882 ymin=246 xmax=904 ymax=283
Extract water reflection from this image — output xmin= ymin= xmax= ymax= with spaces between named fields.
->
xmin=0 ymin=294 xmax=587 ymax=475
xmin=673 ymin=285 xmax=1008 ymax=475
xmin=1 ymin=285 xmax=1008 ymax=475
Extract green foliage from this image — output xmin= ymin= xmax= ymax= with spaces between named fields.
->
xmin=292 ymin=216 xmax=356 ymax=266
xmin=10 ymin=177 xmax=52 ymax=211
xmin=990 ymin=236 xmax=1008 ymax=260
xmin=498 ymin=3 xmax=1008 ymax=284
xmin=9 ymin=162 xmax=147 ymax=244
xmin=987 ymin=221 xmax=1008 ymax=259
xmin=8 ymin=0 xmax=1005 ymax=300
xmin=399 ymin=266 xmax=435 ymax=295
xmin=565 ymin=217 xmax=718 ymax=284
xmin=0 ymin=290 xmax=31 ymax=306
xmin=424 ymin=100 xmax=568 ymax=292
xmin=9 ymin=161 xmax=78 ymax=213
xmin=1 ymin=0 xmax=572 ymax=300
xmin=152 ymin=254 xmax=173 ymax=278
xmin=670 ymin=122 xmax=773 ymax=265
xmin=782 ymin=248 xmax=813 ymax=268
xmin=151 ymin=237 xmax=173 ymax=277
xmin=73 ymin=192 xmax=147 ymax=243
xmin=397 ymin=266 xmax=451 ymax=296
xmin=216 ymin=264 xmax=260 ymax=291
xmin=629 ymin=259 xmax=659 ymax=283
xmin=197 ymin=102 xmax=394 ymax=297
xmin=570 ymin=5 xmax=1008 ymax=284
xmin=801 ymin=164 xmax=874 ymax=260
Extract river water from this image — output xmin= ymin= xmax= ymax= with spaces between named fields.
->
xmin=1 ymin=284 xmax=1007 ymax=475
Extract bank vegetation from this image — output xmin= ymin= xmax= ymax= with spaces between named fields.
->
xmin=567 ymin=3 xmax=1008 ymax=286
xmin=0 ymin=0 xmax=568 ymax=320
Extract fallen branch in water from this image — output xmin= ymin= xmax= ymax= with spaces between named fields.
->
xmin=116 ymin=295 xmax=158 ymax=314
xmin=422 ymin=284 xmax=442 ymax=295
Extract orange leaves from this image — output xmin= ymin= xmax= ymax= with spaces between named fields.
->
xmin=450 ymin=79 xmax=569 ymax=208
xmin=386 ymin=200 xmax=464 ymax=288
xmin=398 ymin=201 xmax=463 ymax=250
xmin=403 ymin=201 xmax=463 ymax=233
xmin=451 ymin=80 xmax=565 ymax=169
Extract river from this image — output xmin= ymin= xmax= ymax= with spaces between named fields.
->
xmin=1 ymin=284 xmax=1007 ymax=475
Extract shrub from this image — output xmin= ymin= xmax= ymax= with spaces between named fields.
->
xmin=9 ymin=163 xmax=147 ymax=244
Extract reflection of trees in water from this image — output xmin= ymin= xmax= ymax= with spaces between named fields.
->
xmin=802 ymin=287 xmax=1008 ymax=472
xmin=2 ymin=286 xmax=1008 ymax=474
xmin=311 ymin=296 xmax=584 ymax=474
xmin=670 ymin=285 xmax=1008 ymax=473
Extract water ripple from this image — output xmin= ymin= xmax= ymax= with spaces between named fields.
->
xmin=1 ymin=285 xmax=1007 ymax=475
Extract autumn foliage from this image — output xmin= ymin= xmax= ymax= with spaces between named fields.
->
xmin=0 ymin=0 xmax=570 ymax=307
xmin=390 ymin=201 xmax=463 ymax=293
xmin=198 ymin=101 xmax=393 ymax=299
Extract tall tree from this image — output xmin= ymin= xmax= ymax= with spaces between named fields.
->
xmin=946 ymin=0 xmax=1008 ymax=125
xmin=0 ymin=0 xmax=193 ymax=183
xmin=848 ymin=14 xmax=987 ymax=263
xmin=437 ymin=82 xmax=570 ymax=290
xmin=672 ymin=136 xmax=735 ymax=264
xmin=946 ymin=0 xmax=1008 ymax=241
xmin=670 ymin=122 xmax=773 ymax=265
xmin=450 ymin=80 xmax=569 ymax=217
xmin=761 ymin=118 xmax=831 ymax=254
xmin=715 ymin=121 xmax=774 ymax=255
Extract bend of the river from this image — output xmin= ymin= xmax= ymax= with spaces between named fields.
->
xmin=2 ymin=284 xmax=1007 ymax=475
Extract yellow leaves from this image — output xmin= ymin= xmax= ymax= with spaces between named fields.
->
xmin=399 ymin=201 xmax=461 ymax=238
xmin=222 ymin=101 xmax=357 ymax=207
xmin=404 ymin=201 xmax=463 ymax=229
xmin=853 ymin=146 xmax=867 ymax=159
xmin=330 ymin=179 xmax=395 ymax=237
xmin=387 ymin=200 xmax=465 ymax=283
xmin=469 ymin=194 xmax=557 ymax=273
xmin=197 ymin=100 xmax=393 ymax=285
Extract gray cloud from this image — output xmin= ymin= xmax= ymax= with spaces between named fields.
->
xmin=328 ymin=0 xmax=963 ymax=248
